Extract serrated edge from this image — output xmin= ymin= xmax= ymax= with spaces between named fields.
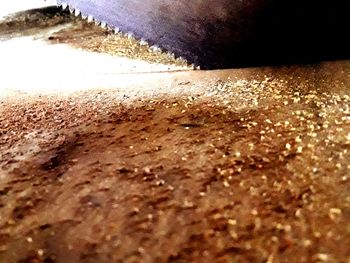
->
xmin=58 ymin=1 xmax=197 ymax=69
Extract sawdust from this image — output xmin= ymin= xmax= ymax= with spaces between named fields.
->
xmin=0 ymin=6 xmax=75 ymax=39
xmin=48 ymin=19 xmax=189 ymax=67
xmin=1 ymin=63 xmax=350 ymax=262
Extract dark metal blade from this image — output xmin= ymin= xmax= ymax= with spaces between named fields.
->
xmin=57 ymin=0 xmax=350 ymax=69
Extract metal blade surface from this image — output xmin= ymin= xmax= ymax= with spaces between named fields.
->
xmin=57 ymin=0 xmax=350 ymax=69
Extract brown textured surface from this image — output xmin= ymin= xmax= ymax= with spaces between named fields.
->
xmin=1 ymin=5 xmax=350 ymax=263
xmin=1 ymin=64 xmax=350 ymax=262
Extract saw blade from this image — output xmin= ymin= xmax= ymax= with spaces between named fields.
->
xmin=57 ymin=0 xmax=350 ymax=69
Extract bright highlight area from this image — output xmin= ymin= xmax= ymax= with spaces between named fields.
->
xmin=0 ymin=0 xmax=191 ymax=98
xmin=0 ymin=0 xmax=57 ymax=19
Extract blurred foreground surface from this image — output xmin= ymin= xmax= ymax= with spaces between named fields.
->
xmin=0 ymin=4 xmax=350 ymax=263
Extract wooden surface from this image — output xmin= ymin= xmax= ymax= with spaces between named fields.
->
xmin=1 ymin=3 xmax=350 ymax=263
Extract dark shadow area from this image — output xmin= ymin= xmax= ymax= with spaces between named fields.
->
xmin=197 ymin=0 xmax=350 ymax=69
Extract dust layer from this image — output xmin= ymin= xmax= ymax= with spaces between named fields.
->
xmin=1 ymin=63 xmax=350 ymax=262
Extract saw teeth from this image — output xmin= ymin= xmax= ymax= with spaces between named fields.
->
xmin=68 ymin=6 xmax=74 ymax=14
xmin=151 ymin=45 xmax=161 ymax=52
xmin=167 ymin=52 xmax=175 ymax=58
xmin=58 ymin=2 xmax=192 ymax=68
xmin=178 ymin=57 xmax=187 ymax=63
xmin=87 ymin=15 xmax=94 ymax=22
xmin=140 ymin=39 xmax=147 ymax=46
xmin=60 ymin=2 xmax=68 ymax=10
